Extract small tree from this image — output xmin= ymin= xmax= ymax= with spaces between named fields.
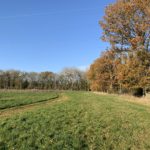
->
xmin=87 ymin=50 xmax=120 ymax=92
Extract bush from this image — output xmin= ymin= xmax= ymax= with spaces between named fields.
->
xmin=132 ymin=88 xmax=144 ymax=97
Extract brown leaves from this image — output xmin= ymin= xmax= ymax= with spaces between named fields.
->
xmin=100 ymin=0 xmax=150 ymax=51
xmin=88 ymin=0 xmax=150 ymax=93
xmin=88 ymin=49 xmax=150 ymax=92
xmin=87 ymin=50 xmax=120 ymax=92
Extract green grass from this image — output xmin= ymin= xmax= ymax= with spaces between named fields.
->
xmin=0 ymin=91 xmax=150 ymax=149
xmin=0 ymin=90 xmax=58 ymax=109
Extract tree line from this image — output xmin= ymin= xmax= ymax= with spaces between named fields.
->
xmin=0 ymin=68 xmax=89 ymax=91
xmin=87 ymin=0 xmax=150 ymax=96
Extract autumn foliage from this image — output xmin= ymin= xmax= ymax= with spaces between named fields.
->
xmin=88 ymin=0 xmax=150 ymax=95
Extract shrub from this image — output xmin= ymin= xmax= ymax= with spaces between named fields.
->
xmin=132 ymin=88 xmax=144 ymax=97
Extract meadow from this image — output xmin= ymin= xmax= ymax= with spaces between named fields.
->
xmin=0 ymin=90 xmax=58 ymax=110
xmin=0 ymin=91 xmax=150 ymax=149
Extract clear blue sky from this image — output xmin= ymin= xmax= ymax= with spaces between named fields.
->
xmin=0 ymin=0 xmax=114 ymax=73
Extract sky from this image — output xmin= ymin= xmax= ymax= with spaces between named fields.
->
xmin=0 ymin=0 xmax=115 ymax=73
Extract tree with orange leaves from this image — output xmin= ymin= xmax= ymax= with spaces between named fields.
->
xmin=88 ymin=0 xmax=150 ymax=95
xmin=87 ymin=50 xmax=120 ymax=92
xmin=100 ymin=0 xmax=150 ymax=52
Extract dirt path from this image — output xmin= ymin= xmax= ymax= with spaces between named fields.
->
xmin=0 ymin=93 xmax=68 ymax=118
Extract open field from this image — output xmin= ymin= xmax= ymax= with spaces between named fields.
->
xmin=0 ymin=91 xmax=150 ymax=149
xmin=0 ymin=90 xmax=58 ymax=110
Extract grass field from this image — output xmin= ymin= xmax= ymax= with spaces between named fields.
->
xmin=0 ymin=91 xmax=150 ymax=149
xmin=0 ymin=90 xmax=58 ymax=110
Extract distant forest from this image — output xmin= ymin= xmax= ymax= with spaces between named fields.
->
xmin=0 ymin=69 xmax=89 ymax=91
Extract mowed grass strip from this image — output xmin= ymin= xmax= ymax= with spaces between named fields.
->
xmin=0 ymin=91 xmax=150 ymax=149
xmin=0 ymin=91 xmax=58 ymax=110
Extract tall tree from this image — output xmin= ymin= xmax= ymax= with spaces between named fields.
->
xmin=88 ymin=0 xmax=150 ymax=95
xmin=100 ymin=0 xmax=150 ymax=52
